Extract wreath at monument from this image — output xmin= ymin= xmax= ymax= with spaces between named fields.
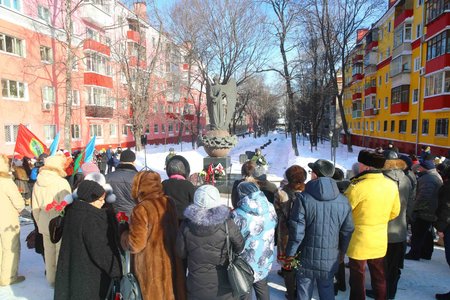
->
xmin=199 ymin=163 xmax=226 ymax=184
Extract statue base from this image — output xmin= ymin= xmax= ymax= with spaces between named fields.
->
xmin=203 ymin=156 xmax=233 ymax=193
xmin=200 ymin=130 xmax=237 ymax=157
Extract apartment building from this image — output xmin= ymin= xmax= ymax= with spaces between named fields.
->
xmin=343 ymin=0 xmax=450 ymax=156
xmin=0 ymin=0 xmax=207 ymax=155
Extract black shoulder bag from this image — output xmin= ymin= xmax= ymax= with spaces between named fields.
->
xmin=225 ymin=221 xmax=254 ymax=297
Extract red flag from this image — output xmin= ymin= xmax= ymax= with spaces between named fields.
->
xmin=14 ymin=124 xmax=48 ymax=158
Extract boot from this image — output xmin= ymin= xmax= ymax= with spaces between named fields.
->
xmin=436 ymin=291 xmax=450 ymax=300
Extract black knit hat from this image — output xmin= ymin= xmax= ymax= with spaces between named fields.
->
xmin=308 ymin=159 xmax=335 ymax=177
xmin=120 ymin=149 xmax=136 ymax=163
xmin=358 ymin=150 xmax=386 ymax=169
xmin=77 ymin=180 xmax=105 ymax=203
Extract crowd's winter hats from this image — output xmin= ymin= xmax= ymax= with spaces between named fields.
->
xmin=241 ymin=161 xmax=256 ymax=177
xmin=120 ymin=149 xmax=136 ymax=163
xmin=332 ymin=167 xmax=345 ymax=181
xmin=358 ymin=150 xmax=386 ymax=169
xmin=383 ymin=150 xmax=398 ymax=160
xmin=194 ymin=185 xmax=221 ymax=209
xmin=166 ymin=155 xmax=190 ymax=178
xmin=308 ymin=159 xmax=335 ymax=177
xmin=81 ymin=162 xmax=100 ymax=177
xmin=77 ymin=180 xmax=105 ymax=203
xmin=420 ymin=154 xmax=436 ymax=170
xmin=237 ymin=181 xmax=259 ymax=198
xmin=253 ymin=166 xmax=267 ymax=181
xmin=84 ymin=172 xmax=116 ymax=203
xmin=399 ymin=154 xmax=413 ymax=170
xmin=169 ymin=147 xmax=175 ymax=152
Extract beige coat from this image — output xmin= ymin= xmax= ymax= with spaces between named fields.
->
xmin=0 ymin=174 xmax=24 ymax=233
xmin=32 ymin=168 xmax=71 ymax=236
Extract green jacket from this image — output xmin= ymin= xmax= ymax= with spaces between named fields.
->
xmin=251 ymin=154 xmax=267 ymax=166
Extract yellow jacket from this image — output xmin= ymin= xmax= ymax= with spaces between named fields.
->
xmin=345 ymin=171 xmax=400 ymax=260
xmin=0 ymin=175 xmax=24 ymax=233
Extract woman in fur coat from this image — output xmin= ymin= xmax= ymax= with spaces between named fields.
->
xmin=176 ymin=185 xmax=244 ymax=300
xmin=122 ymin=171 xmax=186 ymax=300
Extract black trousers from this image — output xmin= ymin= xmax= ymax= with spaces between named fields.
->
xmin=408 ymin=218 xmax=434 ymax=259
xmin=385 ymin=242 xmax=406 ymax=298
xmin=241 ymin=277 xmax=270 ymax=300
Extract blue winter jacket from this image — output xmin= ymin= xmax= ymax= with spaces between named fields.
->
xmin=286 ymin=177 xmax=354 ymax=279
xmin=232 ymin=189 xmax=277 ymax=282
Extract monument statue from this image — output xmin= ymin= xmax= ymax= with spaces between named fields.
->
xmin=207 ymin=76 xmax=237 ymax=131
xmin=200 ymin=75 xmax=238 ymax=157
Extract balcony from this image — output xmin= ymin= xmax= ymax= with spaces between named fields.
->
xmin=364 ymin=86 xmax=377 ymax=95
xmin=364 ymin=52 xmax=378 ymax=67
xmin=352 ymin=73 xmax=364 ymax=82
xmin=127 ymin=30 xmax=142 ymax=43
xmin=427 ymin=11 xmax=450 ymax=37
xmin=392 ymin=42 xmax=411 ymax=58
xmin=79 ymin=2 xmax=112 ymax=27
xmin=85 ymin=105 xmax=113 ymax=118
xmin=424 ymin=94 xmax=450 ymax=110
xmin=352 ymin=92 xmax=362 ymax=101
xmin=129 ymin=56 xmax=147 ymax=68
xmin=391 ymin=102 xmax=409 ymax=114
xmin=84 ymin=73 xmax=113 ymax=89
xmin=394 ymin=9 xmax=413 ymax=28
xmin=426 ymin=53 xmax=450 ymax=74
xmin=352 ymin=110 xmax=362 ymax=118
xmin=83 ymin=39 xmax=110 ymax=56
xmin=365 ymin=41 xmax=378 ymax=52
xmin=352 ymin=54 xmax=363 ymax=64
xmin=364 ymin=108 xmax=378 ymax=117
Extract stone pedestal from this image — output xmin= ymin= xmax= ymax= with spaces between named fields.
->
xmin=203 ymin=156 xmax=232 ymax=193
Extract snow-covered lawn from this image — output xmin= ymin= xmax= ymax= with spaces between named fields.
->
xmin=2 ymin=133 xmax=448 ymax=299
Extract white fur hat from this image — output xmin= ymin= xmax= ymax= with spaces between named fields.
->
xmin=64 ymin=172 xmax=116 ymax=204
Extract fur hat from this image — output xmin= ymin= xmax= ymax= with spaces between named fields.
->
xmin=77 ymin=180 xmax=105 ymax=203
xmin=332 ymin=167 xmax=345 ymax=181
xmin=120 ymin=149 xmax=136 ymax=163
xmin=194 ymin=185 xmax=221 ymax=209
xmin=358 ymin=150 xmax=386 ymax=169
xmin=166 ymin=155 xmax=190 ymax=178
xmin=399 ymin=154 xmax=413 ymax=170
xmin=65 ymin=172 xmax=116 ymax=204
xmin=253 ymin=166 xmax=267 ymax=181
xmin=420 ymin=154 xmax=436 ymax=170
xmin=383 ymin=150 xmax=398 ymax=160
xmin=42 ymin=154 xmax=67 ymax=177
xmin=308 ymin=159 xmax=335 ymax=177
xmin=81 ymin=162 xmax=100 ymax=177
xmin=131 ymin=171 xmax=165 ymax=202
xmin=285 ymin=165 xmax=307 ymax=190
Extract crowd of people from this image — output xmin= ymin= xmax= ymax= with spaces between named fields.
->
xmin=0 ymin=142 xmax=449 ymax=300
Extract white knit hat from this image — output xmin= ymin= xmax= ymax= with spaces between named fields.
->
xmin=194 ymin=185 xmax=221 ymax=209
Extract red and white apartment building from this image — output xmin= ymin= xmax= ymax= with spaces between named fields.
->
xmin=0 ymin=0 xmax=207 ymax=155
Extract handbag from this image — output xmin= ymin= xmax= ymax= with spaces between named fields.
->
xmin=26 ymin=229 xmax=36 ymax=249
xmin=225 ymin=221 xmax=254 ymax=297
xmin=106 ymin=251 xmax=142 ymax=300
xmin=49 ymin=215 xmax=64 ymax=244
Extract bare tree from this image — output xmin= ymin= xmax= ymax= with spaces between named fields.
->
xmin=263 ymin=0 xmax=302 ymax=156
xmin=303 ymin=0 xmax=384 ymax=152
xmin=167 ymin=0 xmax=269 ymax=131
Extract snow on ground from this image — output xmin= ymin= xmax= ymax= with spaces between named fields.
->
xmin=1 ymin=133 xmax=449 ymax=299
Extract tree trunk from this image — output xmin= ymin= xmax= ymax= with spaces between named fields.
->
xmin=63 ymin=0 xmax=73 ymax=151
xmin=336 ymin=94 xmax=353 ymax=152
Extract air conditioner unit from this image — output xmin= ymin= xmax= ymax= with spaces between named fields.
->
xmin=373 ymin=108 xmax=379 ymax=115
xmin=419 ymin=67 xmax=425 ymax=76
xmin=42 ymin=102 xmax=52 ymax=111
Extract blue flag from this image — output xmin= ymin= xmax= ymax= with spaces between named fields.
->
xmin=84 ymin=135 xmax=96 ymax=163
xmin=49 ymin=132 xmax=60 ymax=156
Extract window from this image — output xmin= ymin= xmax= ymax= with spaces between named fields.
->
xmin=378 ymin=76 xmax=382 ymax=85
xmin=370 ymin=121 xmax=374 ymax=132
xmin=414 ymin=57 xmax=421 ymax=72
xmin=71 ymin=124 xmax=80 ymax=139
xmin=71 ymin=90 xmax=80 ymax=106
xmin=384 ymin=97 xmax=389 ymax=108
xmin=399 ymin=120 xmax=407 ymax=133
xmin=422 ymin=119 xmax=429 ymax=134
xmin=388 ymin=21 xmax=391 ymax=32
xmin=0 ymin=0 xmax=21 ymax=11
xmin=385 ymin=72 xmax=389 ymax=83
xmin=86 ymin=87 xmax=113 ymax=107
xmin=168 ymin=123 xmax=173 ymax=133
xmin=416 ymin=24 xmax=421 ymax=39
xmin=4 ymin=124 xmax=19 ymax=143
xmin=153 ymin=103 xmax=158 ymax=112
xmin=109 ymin=124 xmax=117 ymax=137
xmin=72 ymin=60 xmax=78 ymax=71
xmin=121 ymin=98 xmax=127 ymax=110
xmin=154 ymin=124 xmax=159 ymax=133
xmin=185 ymin=126 xmax=190 ymax=134
xmin=391 ymin=85 xmax=410 ymax=104
xmin=0 ymin=33 xmax=24 ymax=56
xmin=426 ymin=0 xmax=450 ymax=23
xmin=412 ymin=89 xmax=419 ymax=103
xmin=426 ymin=30 xmax=450 ymax=61
xmin=44 ymin=125 xmax=56 ymax=141
xmin=412 ymin=119 xmax=417 ymax=134
xmin=377 ymin=121 xmax=380 ymax=132
xmin=435 ymin=118 xmax=449 ymax=136
xmin=85 ymin=52 xmax=111 ymax=75
xmin=161 ymin=124 xmax=165 ymax=133
xmin=42 ymin=86 xmax=55 ymax=103
xmin=86 ymin=28 xmax=100 ymax=42
xmin=384 ymin=120 xmax=388 ymax=132
xmin=122 ymin=124 xmax=128 ymax=135
xmin=2 ymin=79 xmax=26 ymax=100
xmin=38 ymin=5 xmax=50 ymax=23
xmin=89 ymin=124 xmax=103 ymax=137
xmin=425 ymin=71 xmax=445 ymax=96
xmin=391 ymin=120 xmax=395 ymax=132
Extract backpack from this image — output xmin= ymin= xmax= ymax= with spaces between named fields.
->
xmin=106 ymin=252 xmax=142 ymax=300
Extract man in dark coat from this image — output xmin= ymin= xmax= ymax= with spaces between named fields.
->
xmin=55 ymin=180 xmax=122 ymax=300
xmin=106 ymin=149 xmax=138 ymax=216
xmin=286 ymin=159 xmax=354 ymax=300
xmin=162 ymin=155 xmax=195 ymax=223
xmin=406 ymin=154 xmax=443 ymax=260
